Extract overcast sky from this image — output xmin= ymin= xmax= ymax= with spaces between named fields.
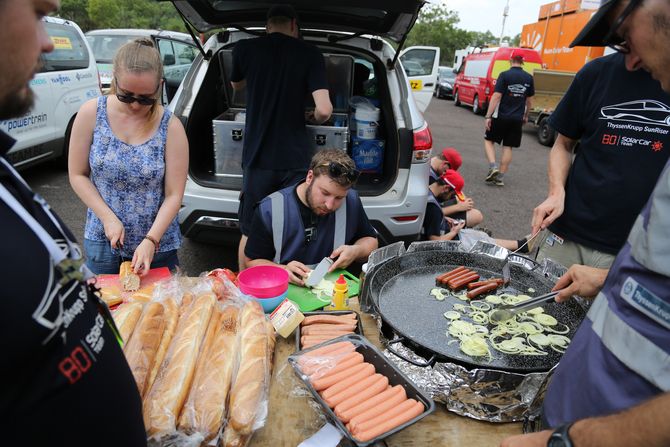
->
xmin=444 ymin=0 xmax=551 ymax=36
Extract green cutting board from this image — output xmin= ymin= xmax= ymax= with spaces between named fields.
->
xmin=287 ymin=269 xmax=360 ymax=312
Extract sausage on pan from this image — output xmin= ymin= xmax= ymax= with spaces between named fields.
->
xmin=447 ymin=272 xmax=480 ymax=289
xmin=436 ymin=266 xmax=466 ymax=282
xmin=466 ymin=278 xmax=503 ymax=290
xmin=466 ymin=281 xmax=500 ymax=299
xmin=440 ymin=268 xmax=472 ymax=285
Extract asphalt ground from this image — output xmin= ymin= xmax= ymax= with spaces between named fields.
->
xmin=21 ymin=95 xmax=550 ymax=275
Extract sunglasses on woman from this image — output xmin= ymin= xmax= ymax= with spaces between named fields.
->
xmin=114 ymin=79 xmax=160 ymax=106
xmin=319 ymin=162 xmax=360 ymax=183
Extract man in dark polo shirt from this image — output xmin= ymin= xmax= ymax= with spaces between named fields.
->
xmin=0 ymin=1 xmax=146 ymax=445
xmin=483 ymin=50 xmax=534 ymax=186
xmin=231 ymin=4 xmax=333 ymax=270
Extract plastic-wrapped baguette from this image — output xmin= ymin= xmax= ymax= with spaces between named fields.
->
xmin=143 ymin=292 xmax=216 ymax=436
xmin=123 ymin=301 xmax=166 ymax=397
xmin=227 ymin=301 xmax=272 ymax=436
xmin=120 ymin=260 xmax=140 ymax=292
xmin=112 ymin=301 xmax=143 ymax=344
xmin=144 ymin=298 xmax=178 ymax=396
xmin=178 ymin=305 xmax=240 ymax=440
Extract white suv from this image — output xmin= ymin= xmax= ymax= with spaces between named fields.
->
xmin=0 ymin=16 xmax=100 ymax=169
xmin=168 ymin=1 xmax=439 ymax=245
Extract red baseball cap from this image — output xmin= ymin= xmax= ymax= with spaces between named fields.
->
xmin=442 ymin=147 xmax=462 ymax=171
xmin=440 ymin=169 xmax=465 ymax=201
xmin=510 ymin=49 xmax=525 ymax=62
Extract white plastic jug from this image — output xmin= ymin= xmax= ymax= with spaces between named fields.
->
xmin=354 ymin=106 xmax=380 ymax=140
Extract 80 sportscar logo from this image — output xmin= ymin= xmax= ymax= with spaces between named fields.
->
xmin=602 ymin=133 xmax=664 ymax=151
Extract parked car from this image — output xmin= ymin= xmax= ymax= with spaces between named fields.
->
xmin=453 ymin=47 xmax=543 ymax=115
xmin=434 ymin=66 xmax=456 ymax=99
xmin=0 ymin=16 xmax=101 ymax=169
xmin=85 ymin=28 xmax=198 ymax=101
xmin=165 ymin=1 xmax=439 ymax=246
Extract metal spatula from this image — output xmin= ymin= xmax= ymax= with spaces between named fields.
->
xmin=489 ymin=290 xmax=561 ymax=323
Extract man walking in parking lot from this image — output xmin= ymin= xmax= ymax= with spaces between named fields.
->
xmin=483 ymin=51 xmax=534 ymax=186
xmin=231 ymin=4 xmax=333 ymax=271
xmin=0 ymin=1 xmax=146 ymax=445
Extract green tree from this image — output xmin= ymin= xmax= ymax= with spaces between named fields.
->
xmin=405 ymin=4 xmax=472 ymax=65
xmin=57 ymin=0 xmax=186 ymax=32
xmin=59 ymin=0 xmax=94 ymax=31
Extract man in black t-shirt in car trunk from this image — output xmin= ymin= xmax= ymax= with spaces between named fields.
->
xmin=0 ymin=1 xmax=146 ymax=445
xmin=230 ymin=4 xmax=333 ymax=271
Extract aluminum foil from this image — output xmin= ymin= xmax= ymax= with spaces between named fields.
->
xmin=378 ymin=331 xmax=555 ymax=423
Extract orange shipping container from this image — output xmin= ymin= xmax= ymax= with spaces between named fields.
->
xmin=521 ymin=7 xmax=604 ymax=72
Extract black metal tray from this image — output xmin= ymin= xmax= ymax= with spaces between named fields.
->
xmin=288 ymin=334 xmax=435 ymax=446
xmin=295 ymin=310 xmax=364 ymax=352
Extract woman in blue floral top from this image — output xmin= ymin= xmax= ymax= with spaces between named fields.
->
xmin=69 ymin=39 xmax=188 ymax=275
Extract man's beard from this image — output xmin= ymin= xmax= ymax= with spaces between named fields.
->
xmin=0 ymin=88 xmax=35 ymax=120
xmin=305 ymin=183 xmax=327 ymax=215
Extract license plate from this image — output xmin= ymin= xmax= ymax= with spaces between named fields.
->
xmin=410 ymin=79 xmax=423 ymax=91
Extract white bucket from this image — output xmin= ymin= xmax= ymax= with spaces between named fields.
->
xmin=354 ymin=106 xmax=380 ymax=140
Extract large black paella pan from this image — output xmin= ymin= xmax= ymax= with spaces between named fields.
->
xmin=368 ymin=250 xmax=587 ymax=373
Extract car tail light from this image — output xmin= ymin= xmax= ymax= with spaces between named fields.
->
xmin=412 ymin=124 xmax=432 ymax=163
xmin=392 ymin=215 xmax=419 ymax=222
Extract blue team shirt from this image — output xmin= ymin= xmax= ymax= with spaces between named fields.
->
xmin=494 ymin=67 xmax=534 ymax=121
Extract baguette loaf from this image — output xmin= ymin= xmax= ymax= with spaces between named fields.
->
xmin=112 ymin=301 xmax=143 ymax=343
xmin=120 ymin=260 xmax=140 ymax=292
xmin=178 ymin=306 xmax=240 ymax=440
xmin=176 ymin=307 xmax=222 ymax=432
xmin=228 ymin=301 xmax=269 ymax=435
xmin=129 ymin=285 xmax=155 ymax=303
xmin=144 ymin=292 xmax=216 ymax=436
xmin=144 ymin=298 xmax=178 ymax=396
xmin=222 ymin=427 xmax=248 ymax=447
xmin=123 ymin=301 xmax=165 ymax=397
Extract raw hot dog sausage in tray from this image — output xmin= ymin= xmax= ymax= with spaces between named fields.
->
xmin=288 ymin=334 xmax=435 ymax=446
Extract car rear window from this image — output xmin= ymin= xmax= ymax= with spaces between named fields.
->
xmin=41 ymin=22 xmax=90 ymax=72
xmin=86 ymin=34 xmax=137 ymax=63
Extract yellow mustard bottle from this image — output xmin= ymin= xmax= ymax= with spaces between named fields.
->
xmin=331 ymin=274 xmax=349 ymax=310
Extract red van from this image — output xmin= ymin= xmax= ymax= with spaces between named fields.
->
xmin=453 ymin=47 xmax=543 ymax=114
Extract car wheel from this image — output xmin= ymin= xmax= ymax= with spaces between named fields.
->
xmin=59 ymin=116 xmax=76 ymax=170
xmin=538 ymin=117 xmax=556 ymax=147
xmin=472 ymin=95 xmax=480 ymax=115
xmin=454 ymin=91 xmax=461 ymax=106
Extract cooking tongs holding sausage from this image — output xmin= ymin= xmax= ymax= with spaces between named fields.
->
xmin=489 ymin=290 xmax=562 ymax=323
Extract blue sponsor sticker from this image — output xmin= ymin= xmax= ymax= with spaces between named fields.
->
xmin=621 ymin=277 xmax=670 ymax=329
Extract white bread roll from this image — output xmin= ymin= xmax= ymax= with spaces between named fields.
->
xmin=143 ymin=292 xmax=216 ymax=436
xmin=144 ymin=298 xmax=178 ymax=397
xmin=120 ymin=260 xmax=140 ymax=292
xmin=123 ymin=301 xmax=165 ymax=397
xmin=112 ymin=301 xmax=143 ymax=344
xmin=227 ymin=301 xmax=270 ymax=435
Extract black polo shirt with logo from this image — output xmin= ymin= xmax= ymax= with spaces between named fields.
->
xmin=0 ymin=131 xmax=146 ymax=445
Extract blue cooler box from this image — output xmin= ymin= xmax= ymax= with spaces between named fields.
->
xmin=352 ymin=137 xmax=385 ymax=174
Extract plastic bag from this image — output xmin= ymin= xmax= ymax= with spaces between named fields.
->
xmin=458 ymin=228 xmax=496 ymax=252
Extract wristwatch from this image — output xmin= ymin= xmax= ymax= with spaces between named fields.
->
xmin=547 ymin=422 xmax=574 ymax=447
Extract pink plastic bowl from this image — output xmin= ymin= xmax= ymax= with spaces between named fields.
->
xmin=238 ymin=265 xmax=289 ymax=298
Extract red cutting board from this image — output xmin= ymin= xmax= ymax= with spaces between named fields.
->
xmin=95 ymin=266 xmax=172 ymax=289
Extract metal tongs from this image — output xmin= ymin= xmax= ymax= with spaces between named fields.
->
xmin=489 ymin=290 xmax=561 ymax=323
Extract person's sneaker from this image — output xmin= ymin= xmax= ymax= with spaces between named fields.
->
xmin=494 ymin=177 xmax=504 ymax=186
xmin=485 ymin=168 xmax=499 ymax=183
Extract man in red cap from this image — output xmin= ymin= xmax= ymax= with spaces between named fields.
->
xmin=429 ymin=147 xmax=462 ymax=183
xmin=436 ymin=168 xmax=484 ymax=228
xmin=483 ymin=50 xmax=534 ymax=186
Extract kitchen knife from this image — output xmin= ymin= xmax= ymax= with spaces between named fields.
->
xmin=305 ymin=257 xmax=334 ymax=288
